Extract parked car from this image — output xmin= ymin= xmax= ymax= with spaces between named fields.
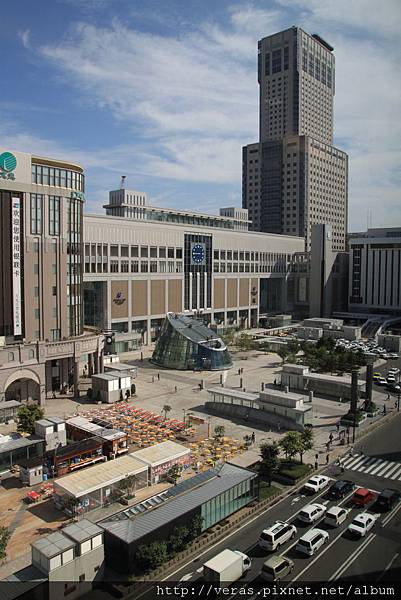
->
xmin=387 ymin=375 xmax=396 ymax=384
xmin=324 ymin=506 xmax=351 ymax=527
xmin=260 ymin=555 xmax=294 ymax=582
xmin=259 ymin=521 xmax=297 ymax=551
xmin=298 ymin=503 xmax=327 ymax=524
xmin=372 ymin=372 xmax=382 ymax=381
xmin=296 ymin=528 xmax=329 ymax=556
xmin=376 ymin=377 xmax=388 ymax=386
xmin=352 ymin=488 xmax=375 ymax=507
xmin=376 ymin=489 xmax=400 ymax=512
xmin=389 ymin=353 xmax=399 ymax=360
xmin=303 ymin=475 xmax=331 ymax=494
xmin=329 ymin=480 xmax=355 ymax=499
xmin=347 ymin=513 xmax=377 ymax=537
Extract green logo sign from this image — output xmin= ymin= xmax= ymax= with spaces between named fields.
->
xmin=0 ymin=152 xmax=17 ymax=180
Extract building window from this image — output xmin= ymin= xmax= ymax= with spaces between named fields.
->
xmin=150 ymin=246 xmax=157 ymax=258
xmin=30 ymin=194 xmax=43 ymax=234
xmin=121 ymin=260 xmax=129 ymax=273
xmin=28 ymin=349 xmax=35 ymax=359
xmin=49 ymin=196 xmax=60 ymax=235
xmin=140 ymin=246 xmax=148 ymax=258
xmin=168 ymin=247 xmax=174 ymax=258
xmin=110 ymin=260 xmax=119 ymax=273
xmin=131 ymin=260 xmax=139 ymax=273
xmin=131 ymin=246 xmax=139 ymax=257
xmin=8 ymin=352 xmax=14 ymax=362
xmin=34 ymin=309 xmax=40 ymax=319
xmin=150 ymin=261 xmax=157 ymax=273
xmin=140 ymin=262 xmax=148 ymax=273
xmin=51 ymin=329 xmax=60 ymax=341
xmin=159 ymin=261 xmax=166 ymax=273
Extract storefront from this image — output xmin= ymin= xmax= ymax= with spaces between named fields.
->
xmin=131 ymin=440 xmax=191 ymax=483
xmin=53 ymin=454 xmax=148 ymax=514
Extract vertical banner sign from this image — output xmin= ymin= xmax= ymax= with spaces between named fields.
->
xmin=11 ymin=197 xmax=22 ymax=335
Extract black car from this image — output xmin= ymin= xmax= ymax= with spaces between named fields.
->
xmin=329 ymin=479 xmax=355 ymax=499
xmin=376 ymin=489 xmax=400 ymax=511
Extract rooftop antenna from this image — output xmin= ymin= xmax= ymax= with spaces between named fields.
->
xmin=120 ymin=175 xmax=126 ymax=189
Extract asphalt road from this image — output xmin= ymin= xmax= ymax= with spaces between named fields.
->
xmin=141 ymin=413 xmax=401 ymax=595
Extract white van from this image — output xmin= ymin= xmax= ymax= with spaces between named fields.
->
xmin=259 ymin=521 xmax=297 ymax=551
xmin=296 ymin=528 xmax=329 ymax=556
xmin=298 ymin=503 xmax=326 ymax=524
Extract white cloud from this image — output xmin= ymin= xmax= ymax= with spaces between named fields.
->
xmin=18 ymin=29 xmax=31 ymax=49
xmin=9 ymin=2 xmax=401 ymax=228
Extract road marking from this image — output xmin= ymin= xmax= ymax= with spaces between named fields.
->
xmin=330 ymin=533 xmax=375 ymax=581
xmin=363 ymin=459 xmax=384 ymax=474
xmin=369 ymin=459 xmax=390 ymax=476
xmin=343 ymin=455 xmax=368 ymax=469
xmin=358 ymin=457 xmax=376 ymax=472
xmin=382 ymin=463 xmax=401 ymax=478
xmin=376 ymin=553 xmax=399 ymax=581
xmin=389 ymin=465 xmax=401 ymax=480
xmin=375 ymin=461 xmax=398 ymax=477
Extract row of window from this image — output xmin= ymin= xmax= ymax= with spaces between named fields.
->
xmin=84 ymin=260 xmax=183 ymax=274
xmin=213 ymin=263 xmax=288 ymax=273
xmin=32 ymin=164 xmax=84 ymax=191
xmin=30 ymin=194 xmax=62 ymax=235
xmin=84 ymin=244 xmax=182 ymax=259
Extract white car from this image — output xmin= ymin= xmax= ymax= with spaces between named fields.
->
xmin=298 ymin=503 xmax=327 ymax=524
xmin=376 ymin=377 xmax=387 ymax=386
xmin=387 ymin=375 xmax=396 ymax=384
xmin=347 ymin=513 xmax=377 ymax=537
xmin=324 ymin=506 xmax=350 ymax=527
xmin=303 ymin=475 xmax=331 ymax=494
xmin=389 ymin=353 xmax=399 ymax=360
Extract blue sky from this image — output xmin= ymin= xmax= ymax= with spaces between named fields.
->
xmin=1 ymin=0 xmax=400 ymax=230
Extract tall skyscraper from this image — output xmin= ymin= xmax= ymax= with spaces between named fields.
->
xmin=243 ymin=27 xmax=348 ymax=251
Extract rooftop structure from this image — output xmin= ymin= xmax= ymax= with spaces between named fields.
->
xmin=103 ymin=188 xmax=250 ymax=231
xmin=151 ymin=313 xmax=232 ymax=371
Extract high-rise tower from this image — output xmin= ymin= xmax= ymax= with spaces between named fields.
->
xmin=243 ymin=26 xmax=348 ymax=252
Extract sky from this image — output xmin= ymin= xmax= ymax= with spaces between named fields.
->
xmin=1 ymin=0 xmax=400 ymax=231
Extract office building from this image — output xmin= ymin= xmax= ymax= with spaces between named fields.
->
xmin=243 ymin=27 xmax=348 ymax=251
xmin=83 ymin=188 xmax=305 ymax=352
xmin=0 ymin=148 xmax=104 ymax=405
xmin=348 ymin=228 xmax=401 ymax=315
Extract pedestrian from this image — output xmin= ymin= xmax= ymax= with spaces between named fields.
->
xmin=383 ymin=405 xmax=386 ymax=415
xmin=174 ymin=385 xmax=177 ymax=393
xmin=326 ymin=454 xmax=330 ymax=465
xmin=387 ymin=393 xmax=390 ymax=400
xmin=238 ymin=368 xmax=241 ymax=375
xmin=198 ymin=383 xmax=202 ymax=391
xmin=314 ymin=461 xmax=318 ymax=470
xmin=336 ymin=423 xmax=340 ymax=433
xmin=152 ymin=376 xmax=154 ymax=383
xmin=157 ymin=373 xmax=160 ymax=381
xmin=274 ymin=378 xmax=277 ymax=386
xmin=251 ymin=431 xmax=255 ymax=444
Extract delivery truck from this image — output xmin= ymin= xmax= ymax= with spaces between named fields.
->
xmin=203 ymin=549 xmax=251 ymax=584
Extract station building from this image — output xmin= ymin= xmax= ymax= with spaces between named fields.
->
xmin=83 ymin=188 xmax=305 ymax=353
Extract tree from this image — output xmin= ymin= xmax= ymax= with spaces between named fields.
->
xmin=0 ymin=526 xmax=11 ymax=563
xmin=277 ymin=346 xmax=290 ymax=365
xmin=120 ymin=474 xmax=138 ymax=498
xmin=279 ymin=431 xmax=304 ymax=462
xmin=287 ymin=339 xmax=300 ymax=355
xmin=168 ymin=525 xmax=189 ymax=554
xmin=167 ymin=463 xmax=182 ymax=485
xmin=162 ymin=404 xmax=172 ymax=420
xmin=299 ymin=427 xmax=314 ymax=464
xmin=188 ymin=514 xmax=204 ymax=541
xmin=16 ymin=404 xmax=45 ymax=435
xmin=135 ymin=541 xmax=168 ymax=571
xmin=214 ymin=424 xmax=225 ymax=440
xmin=259 ymin=442 xmax=280 ymax=486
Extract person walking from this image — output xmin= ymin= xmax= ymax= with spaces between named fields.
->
xmin=326 ymin=454 xmax=330 ymax=465
xmin=251 ymin=431 xmax=255 ymax=444
xmin=157 ymin=373 xmax=160 ymax=381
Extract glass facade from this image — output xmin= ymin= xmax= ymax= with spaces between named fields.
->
xmin=32 ymin=164 xmax=84 ymax=191
xmin=152 ymin=313 xmax=232 ymax=371
xmin=67 ymin=198 xmax=83 ymax=336
xmin=201 ymin=477 xmax=258 ymax=530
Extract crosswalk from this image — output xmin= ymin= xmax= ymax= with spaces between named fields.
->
xmin=342 ymin=454 xmax=401 ymax=481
